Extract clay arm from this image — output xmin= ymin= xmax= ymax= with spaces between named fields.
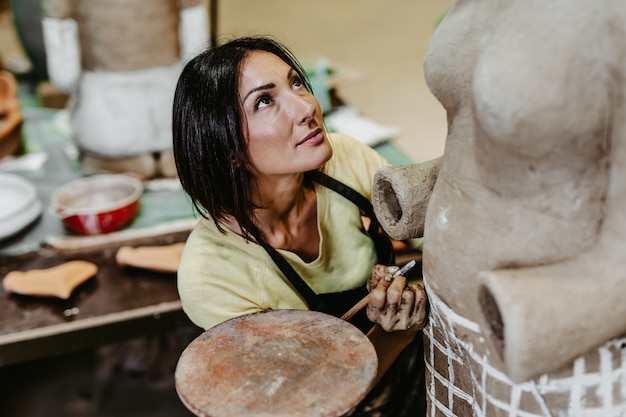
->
xmin=177 ymin=0 xmax=210 ymax=62
xmin=372 ymin=157 xmax=442 ymax=240
xmin=41 ymin=0 xmax=81 ymax=93
xmin=478 ymin=249 xmax=626 ymax=383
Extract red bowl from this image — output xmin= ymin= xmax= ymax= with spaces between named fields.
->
xmin=51 ymin=174 xmax=143 ymax=235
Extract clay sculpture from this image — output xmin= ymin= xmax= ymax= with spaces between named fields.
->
xmin=372 ymin=1 xmax=626 ymax=415
xmin=41 ymin=0 xmax=209 ymax=178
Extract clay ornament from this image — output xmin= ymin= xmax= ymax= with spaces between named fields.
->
xmin=115 ymin=242 xmax=185 ymax=273
xmin=3 ymin=260 xmax=98 ymax=299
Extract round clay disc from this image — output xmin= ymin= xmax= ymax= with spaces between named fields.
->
xmin=175 ymin=309 xmax=378 ymax=417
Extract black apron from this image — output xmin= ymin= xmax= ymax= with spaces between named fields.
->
xmin=259 ymin=171 xmax=426 ymax=417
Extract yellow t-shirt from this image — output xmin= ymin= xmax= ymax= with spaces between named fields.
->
xmin=177 ymin=133 xmax=389 ymax=330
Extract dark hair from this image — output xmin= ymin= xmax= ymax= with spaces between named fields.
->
xmin=172 ymin=36 xmax=314 ymax=241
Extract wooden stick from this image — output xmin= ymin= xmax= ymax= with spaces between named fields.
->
xmin=341 ymin=260 xmax=417 ymax=321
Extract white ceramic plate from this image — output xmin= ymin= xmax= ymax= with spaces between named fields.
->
xmin=0 ymin=173 xmax=42 ymax=240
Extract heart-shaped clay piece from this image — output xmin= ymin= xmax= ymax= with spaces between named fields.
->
xmin=3 ymin=260 xmax=98 ymax=299
xmin=115 ymin=242 xmax=185 ymax=273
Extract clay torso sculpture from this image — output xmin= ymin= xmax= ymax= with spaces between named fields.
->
xmin=41 ymin=0 xmax=209 ymax=178
xmin=372 ymin=1 xmax=626 ymax=415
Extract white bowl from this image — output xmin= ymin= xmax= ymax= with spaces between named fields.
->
xmin=0 ymin=173 xmax=42 ymax=240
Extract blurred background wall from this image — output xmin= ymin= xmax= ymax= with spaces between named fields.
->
xmin=0 ymin=0 xmax=452 ymax=163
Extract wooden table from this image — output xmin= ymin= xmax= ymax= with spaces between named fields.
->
xmin=0 ymin=96 xmax=199 ymax=366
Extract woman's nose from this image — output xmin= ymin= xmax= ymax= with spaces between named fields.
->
xmin=291 ymin=93 xmax=317 ymax=124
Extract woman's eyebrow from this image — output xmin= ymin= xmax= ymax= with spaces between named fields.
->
xmin=243 ymin=68 xmax=296 ymax=102
xmin=243 ymin=83 xmax=275 ymax=102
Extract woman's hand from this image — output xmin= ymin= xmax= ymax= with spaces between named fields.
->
xmin=366 ymin=264 xmax=428 ymax=332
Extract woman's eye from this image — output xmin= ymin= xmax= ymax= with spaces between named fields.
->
xmin=292 ymin=76 xmax=304 ymax=89
xmin=255 ymin=93 xmax=273 ymax=110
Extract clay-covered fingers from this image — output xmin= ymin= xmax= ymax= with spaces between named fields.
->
xmin=366 ymin=275 xmax=407 ymax=331
xmin=405 ymin=283 xmax=428 ymax=330
xmin=367 ymin=278 xmax=428 ymax=332
xmin=367 ymin=264 xmax=399 ymax=291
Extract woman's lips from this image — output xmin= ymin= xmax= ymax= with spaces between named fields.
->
xmin=297 ymin=128 xmax=324 ymax=146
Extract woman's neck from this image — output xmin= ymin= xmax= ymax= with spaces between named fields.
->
xmin=253 ymin=175 xmax=320 ymax=261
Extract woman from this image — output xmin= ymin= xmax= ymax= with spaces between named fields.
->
xmin=173 ymin=36 xmax=427 ymax=416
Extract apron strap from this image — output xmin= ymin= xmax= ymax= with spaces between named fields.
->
xmin=310 ymin=171 xmax=395 ymax=266
xmin=309 ymin=171 xmax=375 ymax=217
xmin=258 ymin=240 xmax=327 ymax=311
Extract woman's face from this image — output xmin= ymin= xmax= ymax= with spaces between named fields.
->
xmin=238 ymin=50 xmax=332 ymax=178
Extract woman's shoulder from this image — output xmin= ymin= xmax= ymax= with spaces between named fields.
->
xmin=326 ymin=132 xmax=389 ymax=196
xmin=329 ymin=132 xmax=375 ymax=153
xmin=177 ymin=218 xmax=276 ymax=329
xmin=181 ymin=218 xmax=241 ymax=276
xmin=329 ymin=132 xmax=388 ymax=166
xmin=182 ymin=217 xmax=258 ymax=262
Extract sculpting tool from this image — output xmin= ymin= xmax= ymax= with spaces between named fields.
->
xmin=341 ymin=259 xmax=418 ymax=321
